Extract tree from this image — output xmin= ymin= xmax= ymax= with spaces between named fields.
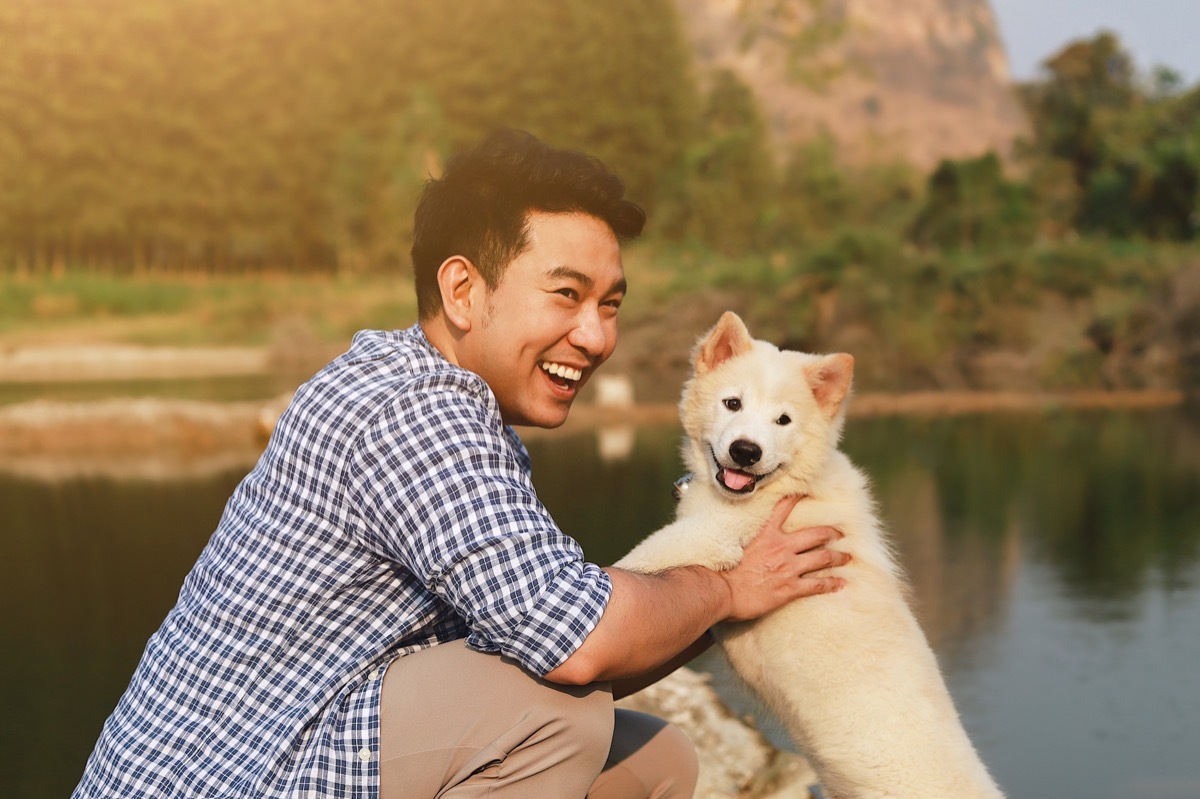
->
xmin=665 ymin=69 xmax=776 ymax=252
xmin=1020 ymin=32 xmax=1199 ymax=241
xmin=909 ymin=153 xmax=1034 ymax=251
xmin=0 ymin=0 xmax=698 ymax=273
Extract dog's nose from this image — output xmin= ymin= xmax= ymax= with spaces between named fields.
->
xmin=729 ymin=439 xmax=762 ymax=468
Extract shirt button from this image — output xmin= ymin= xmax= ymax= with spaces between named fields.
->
xmin=368 ymin=668 xmax=380 ymax=681
xmin=358 ymin=747 xmax=373 ymax=762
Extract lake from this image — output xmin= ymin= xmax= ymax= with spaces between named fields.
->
xmin=2 ymin=406 xmax=1198 ymax=799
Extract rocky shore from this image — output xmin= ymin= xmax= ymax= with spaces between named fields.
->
xmin=617 ymin=667 xmax=820 ymax=798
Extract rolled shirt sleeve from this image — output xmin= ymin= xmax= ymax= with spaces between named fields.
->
xmin=347 ymin=378 xmax=612 ymax=677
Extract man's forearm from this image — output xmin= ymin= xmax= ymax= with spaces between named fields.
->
xmin=544 ymin=565 xmax=730 ymax=685
xmin=544 ymin=506 xmax=848 ymax=687
xmin=609 ymin=630 xmax=715 ymax=700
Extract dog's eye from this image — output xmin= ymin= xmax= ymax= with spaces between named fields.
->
xmin=723 ymin=398 xmax=741 ymax=412
xmin=776 ymin=414 xmax=791 ymax=426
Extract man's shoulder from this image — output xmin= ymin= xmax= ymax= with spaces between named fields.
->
xmin=340 ymin=325 xmax=491 ymax=404
xmin=343 ymin=325 xmax=431 ymax=370
xmin=291 ymin=325 xmax=502 ymax=439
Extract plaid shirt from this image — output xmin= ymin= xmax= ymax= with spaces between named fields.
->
xmin=73 ymin=324 xmax=613 ymax=798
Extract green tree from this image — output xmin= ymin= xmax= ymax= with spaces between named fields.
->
xmin=0 ymin=0 xmax=698 ymax=273
xmin=665 ymin=69 xmax=775 ymax=252
xmin=909 ymin=153 xmax=1034 ymax=251
xmin=1021 ymin=32 xmax=1137 ymax=193
xmin=1020 ymin=32 xmax=1199 ymax=241
xmin=1077 ymin=83 xmax=1200 ymax=240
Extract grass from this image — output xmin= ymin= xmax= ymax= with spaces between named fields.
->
xmin=1 ymin=238 xmax=1194 ymax=393
xmin=0 ymin=270 xmax=418 ymax=348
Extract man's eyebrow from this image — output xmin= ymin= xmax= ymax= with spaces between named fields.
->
xmin=547 ymin=266 xmax=627 ymax=295
xmin=547 ymin=265 xmax=594 ymax=287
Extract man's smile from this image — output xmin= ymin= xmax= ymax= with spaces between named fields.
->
xmin=540 ymin=360 xmax=584 ymax=383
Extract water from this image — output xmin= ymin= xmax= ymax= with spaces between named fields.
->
xmin=1 ymin=408 xmax=1198 ymax=798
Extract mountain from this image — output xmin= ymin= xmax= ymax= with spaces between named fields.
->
xmin=674 ymin=0 xmax=1028 ymax=167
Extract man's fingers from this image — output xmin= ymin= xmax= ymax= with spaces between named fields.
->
xmin=804 ymin=546 xmax=851 ymax=570
xmin=789 ymin=524 xmax=843 ymax=553
xmin=768 ymin=494 xmax=803 ymax=527
xmin=791 ymin=542 xmax=851 ymax=575
xmin=797 ymin=576 xmax=846 ymax=597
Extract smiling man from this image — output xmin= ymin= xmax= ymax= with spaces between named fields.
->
xmin=420 ymin=210 xmax=626 ymax=429
xmin=72 ymin=130 xmax=848 ymax=799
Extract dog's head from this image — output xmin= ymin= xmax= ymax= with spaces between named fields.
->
xmin=679 ymin=311 xmax=854 ymax=500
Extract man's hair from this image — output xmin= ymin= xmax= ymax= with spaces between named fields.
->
xmin=411 ymin=128 xmax=646 ymax=319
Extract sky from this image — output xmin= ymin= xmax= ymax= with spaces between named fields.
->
xmin=989 ymin=0 xmax=1200 ymax=84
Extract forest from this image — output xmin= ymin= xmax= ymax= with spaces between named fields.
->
xmin=1 ymin=0 xmax=1198 ymax=393
xmin=2 ymin=0 xmax=1197 ymax=274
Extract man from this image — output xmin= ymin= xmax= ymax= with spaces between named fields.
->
xmin=73 ymin=129 xmax=848 ymax=799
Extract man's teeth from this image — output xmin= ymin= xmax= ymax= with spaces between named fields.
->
xmin=541 ymin=362 xmax=582 ymax=382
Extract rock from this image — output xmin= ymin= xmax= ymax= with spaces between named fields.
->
xmin=616 ymin=667 xmax=818 ymax=798
xmin=673 ymin=0 xmax=1028 ymax=168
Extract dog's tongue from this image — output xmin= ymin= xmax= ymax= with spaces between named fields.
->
xmin=719 ymin=468 xmax=755 ymax=491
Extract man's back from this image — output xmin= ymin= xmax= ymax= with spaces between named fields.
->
xmin=72 ymin=325 xmax=610 ymax=798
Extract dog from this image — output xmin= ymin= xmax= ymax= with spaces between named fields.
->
xmin=615 ymin=312 xmax=1004 ymax=799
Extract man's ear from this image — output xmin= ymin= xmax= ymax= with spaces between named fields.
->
xmin=436 ymin=256 xmax=483 ymax=332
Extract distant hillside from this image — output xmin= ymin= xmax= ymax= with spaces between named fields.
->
xmin=674 ymin=0 xmax=1029 ymax=167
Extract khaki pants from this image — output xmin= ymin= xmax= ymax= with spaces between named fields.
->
xmin=380 ymin=639 xmax=698 ymax=798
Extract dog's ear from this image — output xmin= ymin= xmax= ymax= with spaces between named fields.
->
xmin=694 ymin=312 xmax=754 ymax=375
xmin=805 ymin=353 xmax=854 ymax=419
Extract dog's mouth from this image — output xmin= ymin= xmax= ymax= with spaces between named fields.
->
xmin=717 ymin=466 xmax=758 ymax=494
xmin=711 ymin=451 xmax=777 ymax=495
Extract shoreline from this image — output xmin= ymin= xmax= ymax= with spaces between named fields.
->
xmin=0 ymin=388 xmax=1184 ymax=482
xmin=0 ymin=341 xmax=1186 ymax=480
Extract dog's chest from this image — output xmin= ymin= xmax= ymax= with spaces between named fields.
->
xmin=674 ymin=492 xmax=773 ymax=563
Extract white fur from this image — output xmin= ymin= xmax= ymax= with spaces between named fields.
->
xmin=616 ymin=312 xmax=1004 ymax=799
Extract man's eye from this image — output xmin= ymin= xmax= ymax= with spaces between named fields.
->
xmin=556 ymin=288 xmax=579 ymax=301
xmin=723 ymin=398 xmax=741 ymax=412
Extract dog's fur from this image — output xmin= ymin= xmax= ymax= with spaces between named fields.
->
xmin=616 ymin=312 xmax=1004 ymax=799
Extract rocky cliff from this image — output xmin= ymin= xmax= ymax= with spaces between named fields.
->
xmin=674 ymin=0 xmax=1028 ymax=168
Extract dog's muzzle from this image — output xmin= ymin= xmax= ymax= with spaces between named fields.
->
xmin=711 ymin=446 xmax=770 ymax=495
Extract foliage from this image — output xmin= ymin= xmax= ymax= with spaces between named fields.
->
xmin=660 ymin=69 xmax=775 ymax=252
xmin=2 ymin=8 xmax=1199 ymax=400
xmin=0 ymin=270 xmax=416 ymax=344
xmin=773 ymin=134 xmax=921 ymax=248
xmin=1019 ymin=32 xmax=1200 ymax=241
xmin=0 ymin=0 xmax=695 ymax=273
xmin=909 ymin=153 xmax=1035 ymax=251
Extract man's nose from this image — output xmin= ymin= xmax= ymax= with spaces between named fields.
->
xmin=568 ymin=306 xmax=608 ymax=356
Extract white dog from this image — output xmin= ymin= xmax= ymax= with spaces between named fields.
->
xmin=616 ymin=312 xmax=1004 ymax=799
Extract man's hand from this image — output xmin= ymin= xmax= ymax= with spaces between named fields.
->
xmin=545 ymin=495 xmax=849 ymax=686
xmin=719 ymin=494 xmax=849 ymax=622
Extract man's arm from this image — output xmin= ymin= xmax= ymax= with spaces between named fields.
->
xmin=608 ymin=631 xmax=714 ymax=700
xmin=544 ymin=496 xmax=849 ymax=686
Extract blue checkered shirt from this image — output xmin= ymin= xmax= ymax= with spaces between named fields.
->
xmin=72 ymin=324 xmax=613 ymax=798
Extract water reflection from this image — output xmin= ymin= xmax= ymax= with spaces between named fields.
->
xmin=3 ymin=408 xmax=1199 ymax=799
xmin=528 ymin=408 xmax=1200 ymax=799
xmin=0 ymin=468 xmax=250 ymax=799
